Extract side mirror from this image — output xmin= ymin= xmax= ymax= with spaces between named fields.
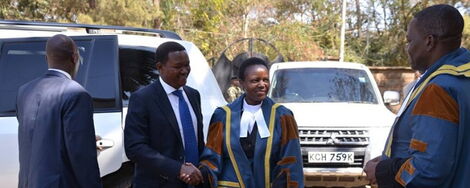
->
xmin=383 ymin=91 xmax=400 ymax=106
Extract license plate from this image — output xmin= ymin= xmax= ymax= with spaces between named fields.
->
xmin=308 ymin=152 xmax=354 ymax=163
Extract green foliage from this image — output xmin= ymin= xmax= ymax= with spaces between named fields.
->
xmin=0 ymin=1 xmax=19 ymax=19
xmin=463 ymin=15 xmax=470 ymax=49
xmin=78 ymin=0 xmax=161 ymax=28
xmin=1 ymin=0 xmax=88 ymax=22
xmin=1 ymin=0 xmax=469 ymax=66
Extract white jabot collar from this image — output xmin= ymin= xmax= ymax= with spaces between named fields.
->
xmin=48 ymin=68 xmax=71 ymax=79
xmin=240 ymin=99 xmax=270 ymax=138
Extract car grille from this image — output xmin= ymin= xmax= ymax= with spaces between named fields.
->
xmin=299 ymin=128 xmax=369 ymax=146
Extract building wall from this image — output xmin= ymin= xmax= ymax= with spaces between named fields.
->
xmin=369 ymin=66 xmax=418 ymax=113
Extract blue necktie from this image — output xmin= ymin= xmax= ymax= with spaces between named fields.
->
xmin=173 ymin=90 xmax=199 ymax=165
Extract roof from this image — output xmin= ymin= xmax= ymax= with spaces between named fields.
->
xmin=271 ymin=61 xmax=368 ymax=70
xmin=0 ymin=20 xmax=182 ymax=40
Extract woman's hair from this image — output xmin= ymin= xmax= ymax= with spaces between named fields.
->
xmin=238 ymin=57 xmax=268 ymax=81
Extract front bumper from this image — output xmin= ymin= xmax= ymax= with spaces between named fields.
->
xmin=304 ymin=167 xmax=369 ymax=187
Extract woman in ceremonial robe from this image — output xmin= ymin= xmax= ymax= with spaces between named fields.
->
xmin=199 ymin=57 xmax=304 ymax=188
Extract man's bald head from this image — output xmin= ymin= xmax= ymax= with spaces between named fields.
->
xmin=413 ymin=4 xmax=464 ymax=48
xmin=46 ymin=34 xmax=76 ymax=64
xmin=46 ymin=34 xmax=79 ymax=77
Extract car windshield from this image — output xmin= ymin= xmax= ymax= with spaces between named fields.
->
xmin=269 ymin=68 xmax=378 ymax=104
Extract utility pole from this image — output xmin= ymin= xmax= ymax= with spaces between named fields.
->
xmin=366 ymin=0 xmax=370 ymax=55
xmin=340 ymin=0 xmax=347 ymax=62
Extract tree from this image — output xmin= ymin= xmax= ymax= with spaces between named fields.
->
xmin=0 ymin=0 xmax=89 ymax=22
xmin=77 ymin=0 xmax=161 ymax=28
xmin=464 ymin=15 xmax=470 ymax=48
xmin=1 ymin=0 xmax=468 ymax=66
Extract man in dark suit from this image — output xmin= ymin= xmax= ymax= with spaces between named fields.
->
xmin=16 ymin=34 xmax=101 ymax=188
xmin=125 ymin=41 xmax=204 ymax=187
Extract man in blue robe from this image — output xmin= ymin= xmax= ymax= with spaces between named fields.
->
xmin=364 ymin=4 xmax=470 ymax=188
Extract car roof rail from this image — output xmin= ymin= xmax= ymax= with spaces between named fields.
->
xmin=0 ymin=20 xmax=182 ymax=40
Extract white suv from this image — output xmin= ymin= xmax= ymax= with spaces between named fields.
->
xmin=0 ymin=20 xmax=226 ymax=187
xmin=268 ymin=61 xmax=396 ymax=187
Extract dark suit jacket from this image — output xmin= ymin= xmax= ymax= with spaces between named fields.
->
xmin=124 ymin=78 xmax=205 ymax=188
xmin=16 ymin=70 xmax=101 ymax=188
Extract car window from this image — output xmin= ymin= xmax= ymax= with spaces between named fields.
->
xmin=74 ymin=38 xmax=120 ymax=110
xmin=269 ymin=68 xmax=378 ymax=104
xmin=0 ymin=37 xmax=119 ymax=116
xmin=119 ymin=46 xmax=158 ymax=106
xmin=0 ymin=41 xmax=47 ymax=114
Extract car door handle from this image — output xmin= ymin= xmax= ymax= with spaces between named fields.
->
xmin=96 ymin=139 xmax=114 ymax=150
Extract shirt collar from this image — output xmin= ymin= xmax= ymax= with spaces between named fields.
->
xmin=243 ymin=99 xmax=262 ymax=113
xmin=48 ymin=68 xmax=71 ymax=79
xmin=159 ymin=76 xmax=182 ymax=95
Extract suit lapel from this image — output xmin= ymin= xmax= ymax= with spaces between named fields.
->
xmin=152 ymin=80 xmax=183 ymax=145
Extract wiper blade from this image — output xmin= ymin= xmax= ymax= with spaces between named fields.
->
xmin=347 ymin=101 xmax=367 ymax=103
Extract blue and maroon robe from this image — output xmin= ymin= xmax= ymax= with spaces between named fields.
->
xmin=199 ymin=95 xmax=304 ymax=188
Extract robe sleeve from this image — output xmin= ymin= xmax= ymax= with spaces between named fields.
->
xmin=199 ymin=108 xmax=225 ymax=188
xmin=377 ymin=84 xmax=459 ymax=187
xmin=272 ymin=111 xmax=304 ymax=188
xmin=376 ymin=158 xmax=407 ymax=188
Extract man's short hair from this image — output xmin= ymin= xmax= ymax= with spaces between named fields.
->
xmin=414 ymin=4 xmax=464 ymax=41
xmin=155 ymin=41 xmax=186 ymax=64
xmin=238 ymin=57 xmax=268 ymax=81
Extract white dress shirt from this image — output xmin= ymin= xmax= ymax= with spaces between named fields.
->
xmin=49 ymin=68 xmax=71 ymax=79
xmin=159 ymin=77 xmax=198 ymax=147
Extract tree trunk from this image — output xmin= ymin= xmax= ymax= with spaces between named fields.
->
xmin=355 ymin=0 xmax=361 ymax=38
xmin=88 ymin=0 xmax=95 ymax=9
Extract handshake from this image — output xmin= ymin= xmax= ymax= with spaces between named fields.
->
xmin=179 ymin=163 xmax=203 ymax=185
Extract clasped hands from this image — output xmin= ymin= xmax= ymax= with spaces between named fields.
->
xmin=363 ymin=156 xmax=381 ymax=184
xmin=179 ymin=163 xmax=203 ymax=185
